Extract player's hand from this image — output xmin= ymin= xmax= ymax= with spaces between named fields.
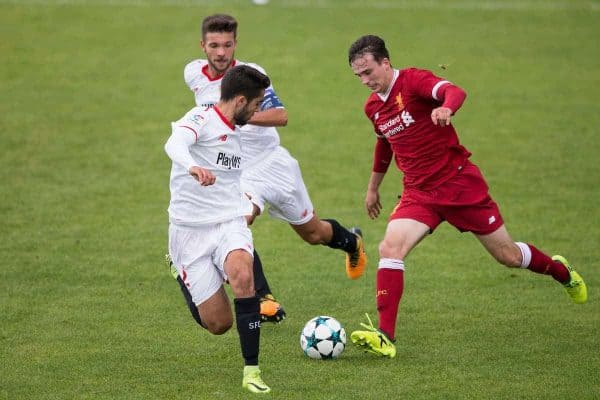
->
xmin=189 ymin=166 xmax=216 ymax=186
xmin=245 ymin=203 xmax=261 ymax=226
xmin=431 ymin=107 xmax=453 ymax=127
xmin=365 ymin=189 xmax=382 ymax=219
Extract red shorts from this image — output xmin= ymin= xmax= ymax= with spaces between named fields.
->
xmin=390 ymin=162 xmax=504 ymax=235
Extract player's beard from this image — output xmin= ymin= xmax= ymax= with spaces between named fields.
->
xmin=208 ymin=56 xmax=233 ymax=75
xmin=233 ymin=106 xmax=254 ymax=126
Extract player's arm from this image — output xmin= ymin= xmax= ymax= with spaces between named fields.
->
xmin=430 ymin=83 xmax=466 ymax=127
xmin=366 ymin=137 xmax=393 ymax=219
xmin=248 ymin=107 xmax=288 ymax=127
xmin=410 ymin=68 xmax=467 ymax=127
xmin=164 ymin=126 xmax=216 ymax=186
xmin=247 ymin=86 xmax=288 ymax=127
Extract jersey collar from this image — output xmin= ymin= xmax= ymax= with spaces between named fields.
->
xmin=377 ymin=69 xmax=400 ymax=102
xmin=202 ymin=60 xmax=238 ymax=81
xmin=212 ymin=106 xmax=235 ymax=131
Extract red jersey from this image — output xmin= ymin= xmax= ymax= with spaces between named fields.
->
xmin=365 ymin=68 xmax=471 ymax=190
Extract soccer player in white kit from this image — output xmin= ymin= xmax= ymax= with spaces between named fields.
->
xmin=179 ymin=14 xmax=368 ymax=317
xmin=165 ymin=65 xmax=271 ymax=394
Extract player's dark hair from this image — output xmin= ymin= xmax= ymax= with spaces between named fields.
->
xmin=221 ymin=65 xmax=270 ymax=102
xmin=348 ymin=35 xmax=390 ymax=65
xmin=201 ymin=14 xmax=238 ymax=39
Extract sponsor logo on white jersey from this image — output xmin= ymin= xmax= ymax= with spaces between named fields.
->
xmin=216 ymin=152 xmax=241 ymax=169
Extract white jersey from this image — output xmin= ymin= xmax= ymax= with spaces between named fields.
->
xmin=165 ymin=105 xmax=252 ymax=226
xmin=183 ymin=59 xmax=281 ymax=167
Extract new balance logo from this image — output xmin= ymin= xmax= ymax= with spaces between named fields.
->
xmin=488 ymin=215 xmax=496 ymax=225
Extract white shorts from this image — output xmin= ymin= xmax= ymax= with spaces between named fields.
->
xmin=241 ymin=146 xmax=314 ymax=225
xmin=168 ymin=217 xmax=254 ymax=305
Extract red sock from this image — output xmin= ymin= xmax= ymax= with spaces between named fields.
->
xmin=376 ymin=262 xmax=404 ymax=340
xmin=525 ymin=244 xmax=569 ymax=283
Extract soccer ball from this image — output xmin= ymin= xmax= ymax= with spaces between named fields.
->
xmin=300 ymin=316 xmax=346 ymax=359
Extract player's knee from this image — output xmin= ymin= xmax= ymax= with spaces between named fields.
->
xmin=379 ymin=240 xmax=392 ymax=258
xmin=379 ymin=238 xmax=404 ymax=259
xmin=204 ymin=317 xmax=233 ymax=335
xmin=228 ymin=268 xmax=254 ymax=297
xmin=234 ymin=267 xmax=254 ymax=287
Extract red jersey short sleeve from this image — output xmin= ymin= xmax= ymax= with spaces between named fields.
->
xmin=364 ymin=68 xmax=471 ymax=190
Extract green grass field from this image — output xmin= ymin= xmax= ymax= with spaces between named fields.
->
xmin=1 ymin=0 xmax=599 ymax=398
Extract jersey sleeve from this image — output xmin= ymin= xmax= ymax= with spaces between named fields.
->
xmin=183 ymin=60 xmax=201 ymax=92
xmin=363 ymin=99 xmax=392 ymax=172
xmin=406 ymin=68 xmax=451 ymax=101
xmin=406 ymin=68 xmax=466 ymax=113
xmin=437 ymin=84 xmax=466 ymax=113
xmin=372 ymin=137 xmax=393 ymax=173
xmin=165 ymin=124 xmax=198 ymax=171
xmin=165 ymin=109 xmax=211 ymax=171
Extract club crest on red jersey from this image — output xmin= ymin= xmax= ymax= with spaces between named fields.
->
xmin=395 ymin=93 xmax=404 ymax=111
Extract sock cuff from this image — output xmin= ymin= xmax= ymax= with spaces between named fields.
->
xmin=234 ymin=296 xmax=260 ymax=313
xmin=378 ymin=258 xmax=405 ymax=270
xmin=515 ymin=242 xmax=531 ymax=268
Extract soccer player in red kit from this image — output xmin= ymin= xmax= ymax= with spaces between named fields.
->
xmin=347 ymin=35 xmax=587 ymax=358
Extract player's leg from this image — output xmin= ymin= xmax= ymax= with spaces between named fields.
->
xmin=168 ymin=223 xmax=235 ymax=332
xmin=175 ymin=274 xmax=204 ymax=328
xmin=376 ymin=218 xmax=430 ymax=337
xmin=476 ymin=225 xmax=587 ymax=303
xmin=241 ymin=169 xmax=286 ymax=324
xmin=249 ymin=146 xmax=367 ymax=279
xmin=195 ymin=286 xmax=233 ymax=334
xmin=252 ymin=249 xmax=271 ymax=297
xmin=219 ymin=221 xmax=270 ymax=394
xmin=169 ymin=256 xmax=243 ymax=328
xmin=252 ymin=249 xmax=286 ymax=323
xmin=442 ymin=162 xmax=585 ymax=304
xmin=351 ymin=217 xmax=430 ymax=357
xmin=248 ymin=147 xmax=365 ymax=279
xmin=174 ymin=264 xmax=233 ymax=334
xmin=290 ymin=215 xmax=367 ymax=279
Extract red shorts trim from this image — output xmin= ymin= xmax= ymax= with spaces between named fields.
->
xmin=390 ymin=162 xmax=504 ymax=235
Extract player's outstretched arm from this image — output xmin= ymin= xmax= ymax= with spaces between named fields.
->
xmin=247 ymin=107 xmax=288 ymax=127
